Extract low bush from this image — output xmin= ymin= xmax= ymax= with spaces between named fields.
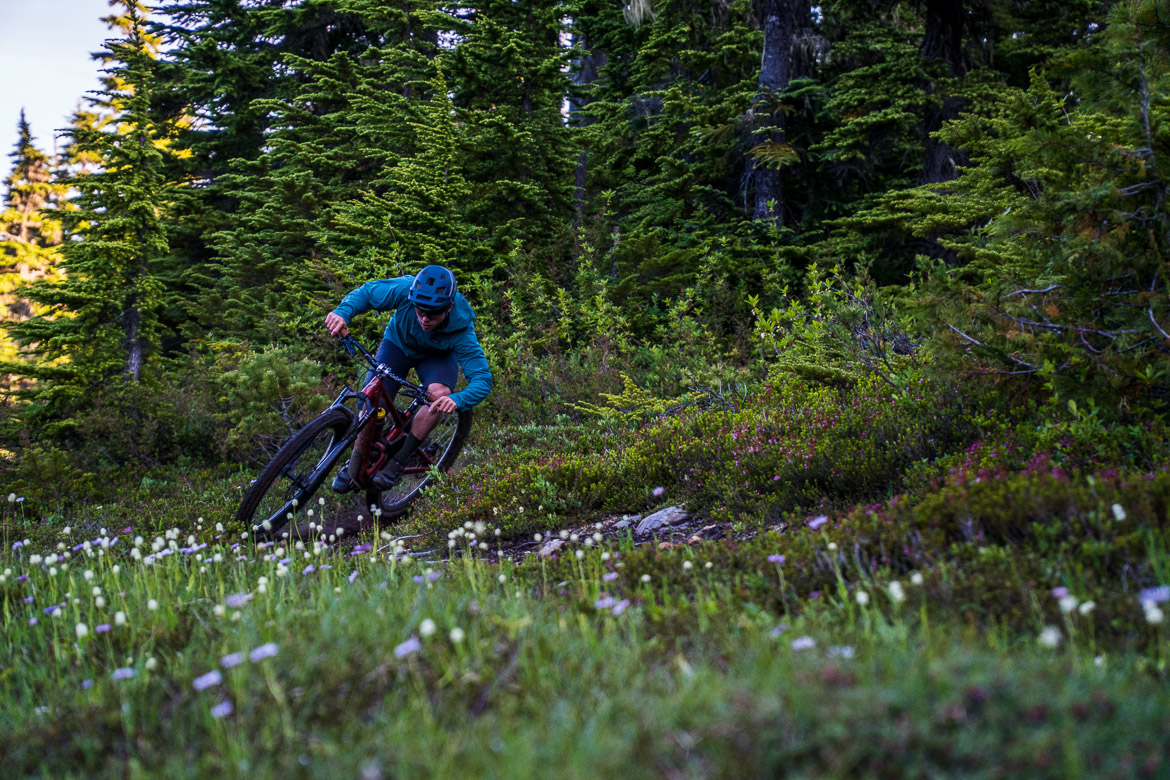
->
xmin=420 ymin=371 xmax=980 ymax=533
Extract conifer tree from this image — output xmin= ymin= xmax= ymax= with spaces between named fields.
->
xmin=320 ymin=63 xmax=487 ymax=275
xmin=1 ymin=112 xmax=62 ymax=248
xmin=579 ymin=0 xmax=784 ymax=306
xmin=907 ymin=0 xmax=1170 ymax=411
xmin=0 ymin=113 xmax=66 ymax=385
xmin=448 ymin=0 xmax=577 ymax=255
xmin=199 ymin=0 xmax=445 ymax=343
xmin=7 ymin=2 xmax=176 ymax=419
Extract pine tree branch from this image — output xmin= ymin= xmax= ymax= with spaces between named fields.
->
xmin=1006 ymin=284 xmax=1062 ymax=297
xmin=946 ymin=324 xmax=1038 ymax=371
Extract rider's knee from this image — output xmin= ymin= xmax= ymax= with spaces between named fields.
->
xmin=428 ymin=383 xmax=452 ymax=398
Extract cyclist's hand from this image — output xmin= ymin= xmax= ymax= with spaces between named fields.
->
xmin=429 ymin=396 xmax=458 ymax=414
xmin=324 ymin=312 xmax=349 ymax=337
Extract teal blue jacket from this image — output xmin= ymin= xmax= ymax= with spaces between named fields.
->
xmin=332 ymin=276 xmax=493 ymax=409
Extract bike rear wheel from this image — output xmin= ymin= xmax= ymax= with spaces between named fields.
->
xmin=235 ymin=406 xmax=354 ymax=536
xmin=367 ymin=408 xmax=472 ymax=518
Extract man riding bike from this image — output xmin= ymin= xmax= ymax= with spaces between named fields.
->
xmin=323 ymin=264 xmax=493 ymax=492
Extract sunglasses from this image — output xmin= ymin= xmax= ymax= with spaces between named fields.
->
xmin=415 ymin=306 xmax=447 ymax=319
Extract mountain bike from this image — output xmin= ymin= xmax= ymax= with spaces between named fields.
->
xmin=234 ymin=335 xmax=472 ymax=537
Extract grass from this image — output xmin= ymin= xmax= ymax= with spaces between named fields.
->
xmin=2 ymin=508 xmax=1169 ymax=776
xmin=3 ymin=374 xmax=1170 ymax=775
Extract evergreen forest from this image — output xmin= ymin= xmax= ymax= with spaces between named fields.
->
xmin=4 ymin=0 xmax=1170 ymax=774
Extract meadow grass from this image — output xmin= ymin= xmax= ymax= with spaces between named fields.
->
xmin=2 ymin=508 xmax=1169 ymax=777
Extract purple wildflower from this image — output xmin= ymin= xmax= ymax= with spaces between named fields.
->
xmin=595 ymin=596 xmax=616 ymax=609
xmin=768 ymin=554 xmax=785 ymax=564
xmin=112 ymin=668 xmax=135 ymax=680
xmin=770 ymin=624 xmax=788 ymax=638
xmin=43 ymin=605 xmax=59 ymax=615
xmin=210 ymin=700 xmax=234 ymax=719
xmin=602 ymin=572 xmax=618 ymax=582
xmin=652 ymin=486 xmax=665 ymax=497
xmin=379 ymin=581 xmax=388 ymax=589
xmin=1051 ymin=586 xmax=1070 ymax=599
xmin=301 ymin=564 xmax=315 ymax=575
xmin=81 ymin=679 xmax=93 ymax=689
xmin=23 ymin=596 xmax=33 ymax=604
xmin=220 ymin=652 xmax=244 ymax=668
xmin=612 ymin=599 xmax=630 ymax=616
xmin=348 ymin=571 xmax=358 ymax=583
xmin=279 ymin=557 xmax=291 ymax=565
xmin=351 ymin=544 xmax=372 ymax=555
xmin=807 ymin=516 xmax=828 ymax=531
xmin=1139 ymin=585 xmax=1170 ymax=604
xmin=28 ymin=617 xmax=37 ymax=626
xmin=193 ymin=670 xmax=223 ymax=691
xmin=394 ymin=636 xmax=421 ymax=659
xmin=224 ymin=593 xmax=253 ymax=608
xmin=95 ymin=624 xmax=111 ymax=633
xmin=249 ymin=642 xmax=279 ymax=662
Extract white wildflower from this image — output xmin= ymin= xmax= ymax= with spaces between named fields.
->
xmin=791 ymin=636 xmax=816 ymax=651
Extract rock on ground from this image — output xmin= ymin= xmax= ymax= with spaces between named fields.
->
xmin=636 ymin=506 xmax=689 ymax=535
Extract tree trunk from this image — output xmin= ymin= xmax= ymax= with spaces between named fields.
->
xmin=124 ymin=299 xmax=143 ymax=382
xmin=747 ymin=0 xmax=800 ymax=223
xmin=919 ymin=0 xmax=968 ymax=184
xmin=569 ymin=28 xmax=607 ymax=226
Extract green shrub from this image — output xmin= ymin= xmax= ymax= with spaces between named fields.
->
xmin=215 ymin=347 xmax=330 ymax=460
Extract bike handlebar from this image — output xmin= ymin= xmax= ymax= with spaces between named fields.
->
xmin=338 ymin=334 xmax=429 ymax=401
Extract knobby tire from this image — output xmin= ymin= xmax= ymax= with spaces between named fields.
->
xmin=368 ymin=409 xmax=473 ymax=518
xmin=234 ymin=406 xmax=354 ymax=536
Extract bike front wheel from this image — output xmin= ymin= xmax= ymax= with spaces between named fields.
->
xmin=235 ymin=406 xmax=354 ymax=536
xmin=367 ymin=408 xmax=473 ymax=519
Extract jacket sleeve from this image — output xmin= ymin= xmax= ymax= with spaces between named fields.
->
xmin=448 ymin=328 xmax=494 ymax=409
xmin=331 ymin=278 xmax=411 ymax=323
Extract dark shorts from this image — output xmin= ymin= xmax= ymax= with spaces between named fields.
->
xmin=369 ymin=339 xmax=458 ymax=399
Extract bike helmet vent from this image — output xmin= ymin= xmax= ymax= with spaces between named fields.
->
xmin=409 ymin=265 xmax=457 ymax=310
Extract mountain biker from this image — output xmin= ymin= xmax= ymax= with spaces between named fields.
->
xmin=323 ymin=264 xmax=492 ymax=492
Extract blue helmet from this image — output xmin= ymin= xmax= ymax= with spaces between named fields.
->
xmin=408 ymin=265 xmax=457 ymax=310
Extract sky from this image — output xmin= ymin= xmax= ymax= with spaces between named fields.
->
xmin=0 ymin=0 xmax=114 ymax=157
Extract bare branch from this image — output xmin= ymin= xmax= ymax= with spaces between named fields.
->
xmin=999 ymin=312 xmax=1140 ymax=339
xmin=1006 ymin=284 xmax=1062 ymax=298
xmin=946 ymin=324 xmax=1038 ymax=369
xmin=1150 ymin=307 xmax=1170 ymax=341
